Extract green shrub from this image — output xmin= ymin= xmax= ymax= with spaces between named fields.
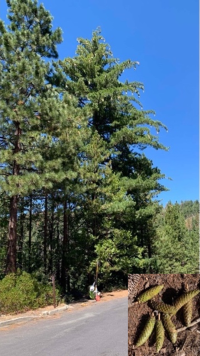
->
xmin=0 ymin=271 xmax=61 ymax=314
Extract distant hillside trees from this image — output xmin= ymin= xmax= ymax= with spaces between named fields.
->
xmin=151 ymin=201 xmax=199 ymax=274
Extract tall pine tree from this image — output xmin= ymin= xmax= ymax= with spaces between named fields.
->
xmin=52 ymin=28 xmax=169 ymax=278
xmin=0 ymin=0 xmax=70 ymax=273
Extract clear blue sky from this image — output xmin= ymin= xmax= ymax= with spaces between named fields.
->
xmin=1 ymin=0 xmax=199 ymax=206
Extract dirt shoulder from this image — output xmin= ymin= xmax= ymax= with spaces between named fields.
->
xmin=0 ymin=289 xmax=128 ymax=325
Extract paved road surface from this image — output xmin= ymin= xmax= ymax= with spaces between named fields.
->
xmin=0 ymin=297 xmax=127 ymax=356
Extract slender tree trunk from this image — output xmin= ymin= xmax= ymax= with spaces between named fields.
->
xmin=49 ymin=196 xmax=54 ymax=273
xmin=56 ymin=220 xmax=60 ymax=282
xmin=6 ymin=123 xmax=21 ymax=274
xmin=44 ymin=192 xmax=48 ymax=274
xmin=61 ymin=199 xmax=69 ymax=292
xmin=88 ymin=192 xmax=96 ymax=286
xmin=91 ymin=193 xmax=97 ymax=237
xmin=28 ymin=194 xmax=32 ymax=272
xmin=6 ymin=195 xmax=18 ymax=273
xmin=19 ymin=198 xmax=24 ymax=270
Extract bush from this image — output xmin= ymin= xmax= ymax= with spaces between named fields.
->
xmin=0 ymin=271 xmax=61 ymax=314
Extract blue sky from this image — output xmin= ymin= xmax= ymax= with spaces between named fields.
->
xmin=1 ymin=0 xmax=199 ymax=206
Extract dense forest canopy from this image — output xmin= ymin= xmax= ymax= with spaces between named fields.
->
xmin=0 ymin=0 xmax=199 ymax=300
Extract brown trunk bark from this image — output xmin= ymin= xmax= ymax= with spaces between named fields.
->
xmin=6 ymin=195 xmax=18 ymax=273
xmin=44 ymin=192 xmax=48 ymax=274
xmin=56 ymin=220 xmax=60 ymax=282
xmin=6 ymin=122 xmax=21 ymax=274
xmin=91 ymin=193 xmax=96 ymax=238
xmin=49 ymin=197 xmax=54 ymax=273
xmin=61 ymin=199 xmax=69 ymax=292
xmin=19 ymin=199 xmax=24 ymax=269
xmin=28 ymin=194 xmax=32 ymax=272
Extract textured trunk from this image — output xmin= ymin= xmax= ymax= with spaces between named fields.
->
xmin=44 ymin=192 xmax=48 ymax=274
xmin=49 ymin=197 xmax=54 ymax=273
xmin=6 ymin=122 xmax=21 ymax=274
xmin=56 ymin=220 xmax=60 ymax=282
xmin=28 ymin=194 xmax=32 ymax=272
xmin=19 ymin=199 xmax=24 ymax=269
xmin=6 ymin=195 xmax=18 ymax=273
xmin=61 ymin=199 xmax=69 ymax=292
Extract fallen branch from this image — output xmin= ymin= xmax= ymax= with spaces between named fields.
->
xmin=177 ymin=317 xmax=200 ymax=333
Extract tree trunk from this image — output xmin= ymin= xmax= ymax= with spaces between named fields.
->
xmin=19 ymin=198 xmax=24 ymax=270
xmin=6 ymin=195 xmax=18 ymax=273
xmin=44 ymin=192 xmax=48 ymax=274
xmin=28 ymin=194 xmax=32 ymax=272
xmin=56 ymin=220 xmax=60 ymax=282
xmin=61 ymin=199 xmax=69 ymax=293
xmin=49 ymin=196 xmax=54 ymax=273
xmin=6 ymin=123 xmax=21 ymax=274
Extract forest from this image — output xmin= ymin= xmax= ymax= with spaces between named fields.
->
xmin=0 ymin=0 xmax=199 ymax=309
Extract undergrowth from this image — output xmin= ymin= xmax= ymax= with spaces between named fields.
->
xmin=0 ymin=270 xmax=61 ymax=314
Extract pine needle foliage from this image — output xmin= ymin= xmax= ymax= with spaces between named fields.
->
xmin=53 ymin=28 xmax=169 ymax=278
xmin=0 ymin=0 xmax=79 ymax=273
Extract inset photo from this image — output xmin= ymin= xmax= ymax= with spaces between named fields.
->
xmin=128 ymin=274 xmax=200 ymax=356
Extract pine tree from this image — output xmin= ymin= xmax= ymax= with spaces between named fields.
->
xmin=53 ymin=28 xmax=169 ymax=278
xmin=0 ymin=0 xmax=68 ymax=273
xmin=164 ymin=202 xmax=186 ymax=241
xmin=55 ymin=28 xmax=168 ymax=152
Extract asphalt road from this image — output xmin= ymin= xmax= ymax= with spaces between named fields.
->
xmin=0 ymin=297 xmax=128 ymax=356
